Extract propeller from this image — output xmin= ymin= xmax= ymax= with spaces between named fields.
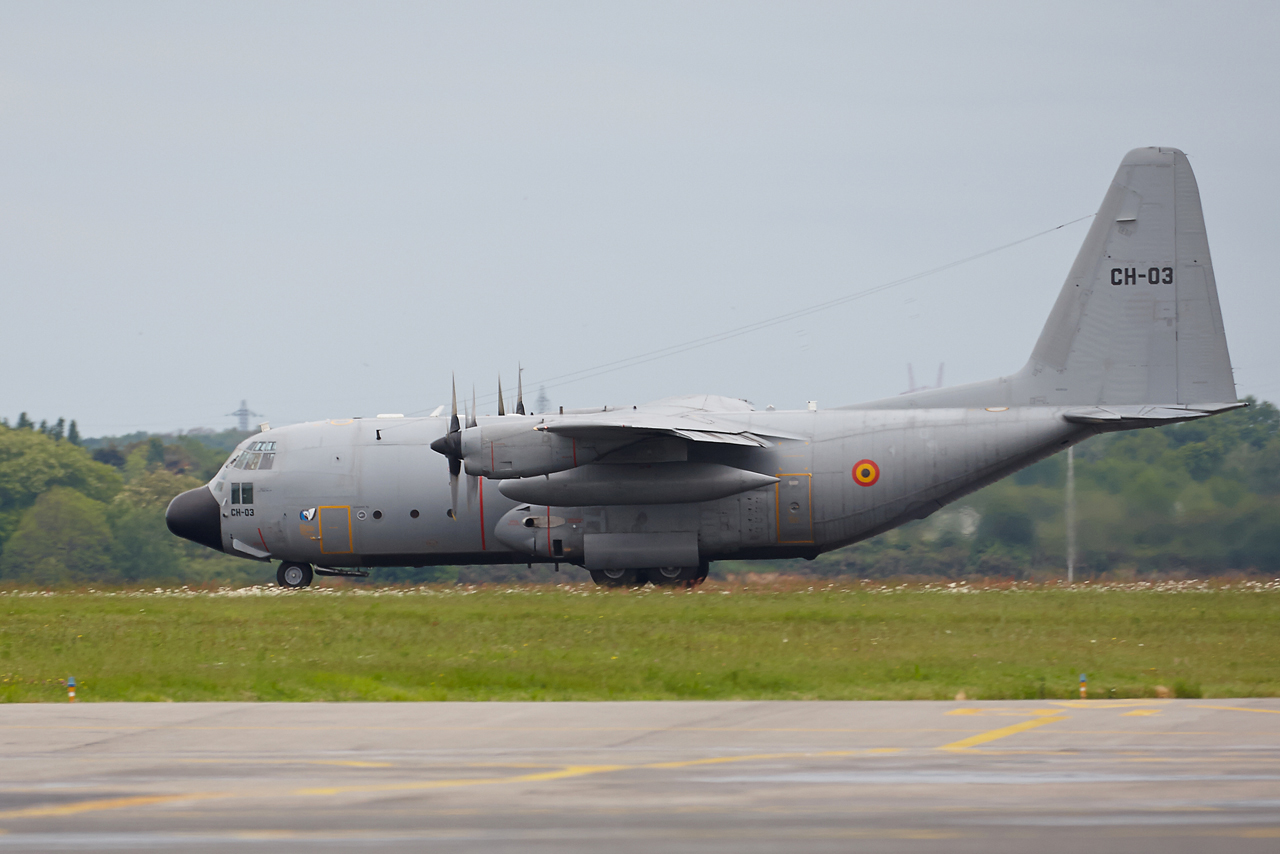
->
xmin=429 ymin=370 xmax=526 ymax=518
xmin=429 ymin=375 xmax=464 ymax=518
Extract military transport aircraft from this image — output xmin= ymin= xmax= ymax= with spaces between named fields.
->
xmin=167 ymin=147 xmax=1241 ymax=588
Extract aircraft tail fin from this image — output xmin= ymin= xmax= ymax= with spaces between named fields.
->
xmin=850 ymin=147 xmax=1238 ymax=410
xmin=1019 ymin=146 xmax=1235 ymax=406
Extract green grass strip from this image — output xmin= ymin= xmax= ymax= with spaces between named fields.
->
xmin=1 ymin=581 xmax=1277 ymax=702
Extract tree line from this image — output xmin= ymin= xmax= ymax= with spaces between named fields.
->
xmin=0 ymin=419 xmax=261 ymax=587
xmin=2 ymin=413 xmax=81 ymax=445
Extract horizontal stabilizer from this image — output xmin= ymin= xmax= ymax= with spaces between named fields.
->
xmin=1062 ymin=401 xmax=1246 ymax=425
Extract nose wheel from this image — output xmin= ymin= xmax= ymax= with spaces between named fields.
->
xmin=277 ymin=562 xmax=314 ymax=588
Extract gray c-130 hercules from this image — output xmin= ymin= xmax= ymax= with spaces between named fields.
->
xmin=167 ymin=147 xmax=1242 ymax=588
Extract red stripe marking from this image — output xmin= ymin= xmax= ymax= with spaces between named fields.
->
xmin=257 ymin=527 xmax=269 ymax=552
xmin=479 ymin=478 xmax=486 ymax=550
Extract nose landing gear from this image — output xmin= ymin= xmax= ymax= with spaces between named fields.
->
xmin=277 ymin=562 xmax=314 ymax=588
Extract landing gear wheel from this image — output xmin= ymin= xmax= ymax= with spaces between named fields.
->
xmin=589 ymin=568 xmax=644 ymax=588
xmin=694 ymin=561 xmax=709 ymax=586
xmin=646 ymin=566 xmax=700 ymax=587
xmin=277 ymin=562 xmax=313 ymax=589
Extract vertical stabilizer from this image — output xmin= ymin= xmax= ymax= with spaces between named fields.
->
xmin=851 ymin=147 xmax=1238 ymax=410
xmin=1020 ymin=146 xmax=1235 ymax=406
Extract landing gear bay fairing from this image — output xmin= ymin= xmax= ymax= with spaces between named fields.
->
xmin=168 ymin=148 xmax=1241 ymax=587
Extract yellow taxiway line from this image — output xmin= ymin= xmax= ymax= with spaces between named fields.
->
xmin=939 ymin=715 xmax=1068 ymax=751
xmin=1194 ymin=704 xmax=1280 ymax=715
xmin=0 ymin=792 xmax=230 ymax=821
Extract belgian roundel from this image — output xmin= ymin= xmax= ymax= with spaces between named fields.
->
xmin=852 ymin=459 xmax=880 ymax=487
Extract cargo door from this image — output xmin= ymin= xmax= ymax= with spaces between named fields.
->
xmin=776 ymin=474 xmax=813 ymax=543
xmin=319 ymin=505 xmax=352 ymax=554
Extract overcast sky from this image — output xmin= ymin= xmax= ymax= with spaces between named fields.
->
xmin=3 ymin=2 xmax=1277 ymax=436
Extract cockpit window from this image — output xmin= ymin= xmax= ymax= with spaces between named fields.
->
xmin=232 ymin=445 xmax=278 ymax=471
xmin=226 ymin=441 xmax=277 ymax=472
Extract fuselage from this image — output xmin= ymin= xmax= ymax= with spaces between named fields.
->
xmin=193 ymin=405 xmax=1088 ymax=570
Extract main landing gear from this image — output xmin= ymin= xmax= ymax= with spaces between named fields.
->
xmin=277 ymin=562 xmax=314 ymax=589
xmin=589 ymin=564 xmax=709 ymax=589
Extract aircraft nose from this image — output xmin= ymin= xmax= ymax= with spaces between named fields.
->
xmin=165 ymin=487 xmax=224 ymax=553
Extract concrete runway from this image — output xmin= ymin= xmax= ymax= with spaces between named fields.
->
xmin=1 ymin=700 xmax=1278 ymax=852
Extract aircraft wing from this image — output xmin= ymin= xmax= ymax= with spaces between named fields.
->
xmin=539 ymin=412 xmax=801 ymax=448
xmin=537 ymin=393 xmax=804 ymax=448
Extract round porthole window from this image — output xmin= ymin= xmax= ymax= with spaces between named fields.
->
xmin=372 ymin=510 xmax=383 ymax=520
xmin=410 ymin=509 xmax=420 ymax=519
xmin=356 ymin=510 xmax=367 ymax=520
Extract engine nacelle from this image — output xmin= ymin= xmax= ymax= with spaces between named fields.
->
xmin=459 ymin=418 xmax=631 ymax=479
xmin=496 ymin=462 xmax=778 ymax=506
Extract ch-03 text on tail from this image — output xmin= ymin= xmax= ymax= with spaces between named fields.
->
xmin=167 ymin=148 xmax=1242 ymax=588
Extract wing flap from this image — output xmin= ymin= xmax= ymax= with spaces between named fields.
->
xmin=670 ymin=429 xmax=771 ymax=446
xmin=540 ymin=412 xmax=798 ymax=447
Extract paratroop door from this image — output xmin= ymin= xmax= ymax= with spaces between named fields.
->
xmin=776 ymin=474 xmax=813 ymax=543
xmin=319 ymin=506 xmax=352 ymax=554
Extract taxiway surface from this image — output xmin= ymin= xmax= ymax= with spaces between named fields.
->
xmin=1 ymin=700 xmax=1278 ymax=852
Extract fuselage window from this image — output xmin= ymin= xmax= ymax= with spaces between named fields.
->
xmin=231 ymin=482 xmax=253 ymax=504
xmin=231 ymin=483 xmax=241 ymax=504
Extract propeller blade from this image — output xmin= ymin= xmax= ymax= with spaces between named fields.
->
xmin=466 ymin=473 xmax=478 ymax=511
xmin=447 ymin=457 xmax=460 ymax=519
xmin=467 ymin=387 xmax=477 ymax=429
xmin=497 ymin=376 xmax=505 ymax=416
xmin=449 ymin=374 xmax=460 ymax=435
xmin=516 ymin=364 xmax=525 ymax=415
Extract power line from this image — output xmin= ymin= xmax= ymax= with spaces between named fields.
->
xmin=414 ymin=213 xmax=1095 ymax=413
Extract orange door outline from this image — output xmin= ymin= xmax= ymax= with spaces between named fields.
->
xmin=318 ymin=505 xmax=353 ymax=554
